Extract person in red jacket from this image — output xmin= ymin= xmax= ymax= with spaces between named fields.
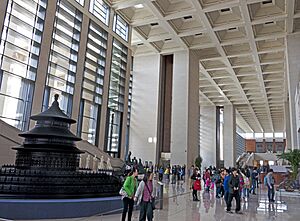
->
xmin=190 ymin=167 xmax=201 ymax=201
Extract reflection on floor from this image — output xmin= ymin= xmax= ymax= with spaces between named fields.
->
xmin=42 ymin=181 xmax=300 ymax=221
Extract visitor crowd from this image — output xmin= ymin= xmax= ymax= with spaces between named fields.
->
xmin=120 ymin=162 xmax=276 ymax=220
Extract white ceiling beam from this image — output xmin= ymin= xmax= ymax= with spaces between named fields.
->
xmin=199 ymin=67 xmax=232 ymax=105
xmin=202 ymin=0 xmax=240 ymax=13
xmin=189 ymin=43 xmax=216 ymax=49
xmin=255 ymin=33 xmax=286 ymax=41
xmin=131 ymin=29 xmax=160 ymax=53
xmin=177 ymin=28 xmax=207 ymax=37
xmin=212 ymin=21 xmax=245 ymax=31
xmin=220 ymin=39 xmax=249 ymax=46
xmin=257 ymin=46 xmax=285 ymax=54
xmin=141 ymin=0 xmax=188 ymax=49
xmin=131 ymin=18 xmax=159 ymax=27
xmin=147 ymin=34 xmax=173 ymax=42
xmin=251 ymin=14 xmax=287 ymax=26
xmin=164 ymin=9 xmax=197 ymax=20
xmin=191 ymin=0 xmax=264 ymax=132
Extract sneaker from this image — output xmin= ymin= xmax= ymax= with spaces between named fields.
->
xmin=226 ymin=210 xmax=233 ymax=214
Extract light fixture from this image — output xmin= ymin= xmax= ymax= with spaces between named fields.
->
xmin=134 ymin=4 xmax=144 ymax=9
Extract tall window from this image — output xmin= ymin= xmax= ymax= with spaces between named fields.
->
xmin=108 ymin=39 xmax=127 ymax=112
xmin=76 ymin=0 xmax=84 ymax=6
xmin=89 ymin=0 xmax=110 ymax=26
xmin=106 ymin=39 xmax=128 ymax=157
xmin=113 ymin=14 xmax=129 ymax=41
xmin=43 ymin=0 xmax=82 ymax=116
xmin=125 ymin=72 xmax=133 ymax=156
xmin=77 ymin=21 xmax=107 ymax=145
xmin=0 ymin=0 xmax=47 ymax=131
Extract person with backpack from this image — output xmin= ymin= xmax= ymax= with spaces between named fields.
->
xmin=265 ymin=169 xmax=275 ymax=202
xmin=215 ymin=171 xmax=222 ymax=198
xmin=158 ymin=167 xmax=164 ymax=181
xmin=243 ymin=173 xmax=250 ymax=199
xmin=134 ymin=171 xmax=156 ymax=221
xmin=190 ymin=167 xmax=201 ymax=201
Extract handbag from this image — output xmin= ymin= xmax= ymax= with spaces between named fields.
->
xmin=119 ymin=187 xmax=128 ymax=199
xmin=145 ymin=182 xmax=156 ymax=210
xmin=194 ymin=179 xmax=201 ymax=191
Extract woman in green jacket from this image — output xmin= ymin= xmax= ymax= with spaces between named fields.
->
xmin=122 ymin=167 xmax=138 ymax=221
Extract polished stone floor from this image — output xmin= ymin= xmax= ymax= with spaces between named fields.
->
xmin=41 ymin=181 xmax=300 ymax=221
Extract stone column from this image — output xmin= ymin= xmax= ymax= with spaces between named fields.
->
xmin=170 ymin=50 xmax=199 ymax=168
xmin=187 ymin=51 xmax=200 ymax=168
xmin=200 ymin=106 xmax=217 ymax=169
xmin=284 ymin=101 xmax=291 ymax=149
xmin=286 ymin=33 xmax=300 ymax=149
xmin=223 ymin=104 xmax=236 ymax=168
xmin=129 ymin=54 xmax=161 ymax=164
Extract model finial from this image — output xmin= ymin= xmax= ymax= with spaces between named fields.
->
xmin=54 ymin=94 xmax=59 ymax=101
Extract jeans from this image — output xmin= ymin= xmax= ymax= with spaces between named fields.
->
xmin=243 ymin=188 xmax=249 ymax=198
xmin=250 ymin=179 xmax=256 ymax=194
xmin=192 ymin=189 xmax=198 ymax=200
xmin=122 ymin=197 xmax=134 ymax=221
xmin=216 ymin=186 xmax=221 ymax=197
xmin=224 ymin=191 xmax=229 ymax=205
xmin=267 ymin=184 xmax=275 ymax=201
xmin=139 ymin=201 xmax=153 ymax=221
xmin=227 ymin=191 xmax=241 ymax=212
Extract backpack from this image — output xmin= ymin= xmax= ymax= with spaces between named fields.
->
xmin=264 ymin=175 xmax=268 ymax=186
xmin=245 ymin=177 xmax=250 ymax=186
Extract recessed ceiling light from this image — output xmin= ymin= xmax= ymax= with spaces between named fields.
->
xmin=220 ymin=8 xmax=231 ymax=13
xmin=264 ymin=21 xmax=275 ymax=26
xmin=134 ymin=4 xmax=144 ymax=9
xmin=228 ymin=27 xmax=237 ymax=31
xmin=262 ymin=0 xmax=273 ymax=5
xmin=183 ymin=15 xmax=193 ymax=20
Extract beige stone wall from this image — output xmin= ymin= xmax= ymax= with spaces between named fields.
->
xmin=0 ymin=121 xmax=21 ymax=165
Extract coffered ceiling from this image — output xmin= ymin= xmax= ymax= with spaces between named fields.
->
xmin=108 ymin=0 xmax=300 ymax=133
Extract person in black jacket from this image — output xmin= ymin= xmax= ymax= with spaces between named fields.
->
xmin=226 ymin=168 xmax=242 ymax=214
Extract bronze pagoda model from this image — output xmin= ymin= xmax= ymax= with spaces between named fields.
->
xmin=0 ymin=95 xmax=121 ymax=198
